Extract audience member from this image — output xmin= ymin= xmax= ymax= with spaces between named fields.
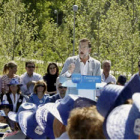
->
xmin=43 ymin=63 xmax=59 ymax=95
xmin=0 ymin=110 xmax=12 ymax=139
xmin=3 ymin=78 xmax=26 ymax=112
xmin=1 ymin=61 xmax=20 ymax=94
xmin=116 ymin=75 xmax=127 ymax=86
xmin=18 ymin=108 xmax=48 ymax=139
xmin=0 ymin=110 xmax=8 ymax=124
xmin=104 ymin=93 xmax=140 ymax=139
xmin=0 ymin=101 xmax=14 ymax=131
xmin=28 ymin=80 xmax=49 ymax=106
xmin=67 ymin=106 xmax=105 ymax=139
xmin=20 ymin=61 xmax=42 ymax=96
xmin=5 ymin=103 xmax=37 ymax=139
xmin=44 ymin=95 xmax=80 ymax=139
xmin=36 ymin=95 xmax=97 ymax=139
xmin=49 ymin=77 xmax=67 ymax=102
xmin=101 ymin=60 xmax=116 ymax=84
xmin=0 ymin=101 xmax=12 ymax=116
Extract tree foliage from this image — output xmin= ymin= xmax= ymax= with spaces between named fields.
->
xmin=0 ymin=0 xmax=140 ymax=79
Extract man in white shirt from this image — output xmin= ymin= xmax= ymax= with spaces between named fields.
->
xmin=101 ymin=60 xmax=116 ymax=84
xmin=20 ymin=61 xmax=42 ymax=96
xmin=60 ymin=39 xmax=101 ymax=95
xmin=60 ymin=38 xmax=101 ymax=77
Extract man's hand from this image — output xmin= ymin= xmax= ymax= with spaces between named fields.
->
xmin=68 ymin=63 xmax=75 ymax=74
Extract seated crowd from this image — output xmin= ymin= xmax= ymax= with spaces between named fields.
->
xmin=0 ymin=59 xmax=139 ymax=139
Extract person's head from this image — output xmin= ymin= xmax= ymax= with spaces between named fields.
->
xmin=33 ymin=80 xmax=47 ymax=94
xmin=9 ymin=85 xmax=21 ymax=94
xmin=0 ymin=116 xmax=7 ymax=123
xmin=47 ymin=63 xmax=59 ymax=76
xmin=67 ymin=106 xmax=105 ymax=139
xmin=25 ymin=61 xmax=35 ymax=75
xmin=0 ymin=101 xmax=12 ymax=116
xmin=116 ymin=75 xmax=127 ymax=86
xmin=78 ymin=38 xmax=91 ymax=59
xmin=58 ymin=83 xmax=67 ymax=98
xmin=53 ymin=118 xmax=66 ymax=138
xmin=8 ymin=78 xmax=22 ymax=94
xmin=102 ymin=60 xmax=111 ymax=74
xmin=0 ymin=105 xmax=10 ymax=116
xmin=3 ymin=61 xmax=17 ymax=75
xmin=0 ymin=110 xmax=7 ymax=123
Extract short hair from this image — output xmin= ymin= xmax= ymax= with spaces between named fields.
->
xmin=79 ymin=38 xmax=91 ymax=48
xmin=67 ymin=106 xmax=105 ymax=139
xmin=102 ymin=60 xmax=111 ymax=67
xmin=25 ymin=61 xmax=35 ymax=67
xmin=33 ymin=80 xmax=47 ymax=94
xmin=117 ymin=75 xmax=127 ymax=86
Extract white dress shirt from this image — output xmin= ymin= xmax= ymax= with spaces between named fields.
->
xmin=101 ymin=72 xmax=116 ymax=84
xmin=65 ymin=57 xmax=91 ymax=77
xmin=80 ymin=59 xmax=89 ymax=75
xmin=20 ymin=72 xmax=42 ymax=95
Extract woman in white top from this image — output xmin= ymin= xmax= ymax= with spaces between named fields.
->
xmin=3 ymin=78 xmax=26 ymax=112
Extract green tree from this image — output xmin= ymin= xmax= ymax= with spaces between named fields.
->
xmin=0 ymin=0 xmax=38 ymax=60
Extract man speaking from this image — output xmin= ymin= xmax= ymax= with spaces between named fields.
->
xmin=60 ymin=38 xmax=101 ymax=77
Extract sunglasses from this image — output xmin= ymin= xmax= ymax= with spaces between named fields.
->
xmin=138 ymin=65 xmax=140 ymax=67
xmin=36 ymin=85 xmax=45 ymax=88
xmin=49 ymin=67 xmax=56 ymax=70
xmin=27 ymin=66 xmax=35 ymax=68
xmin=59 ymin=86 xmax=67 ymax=89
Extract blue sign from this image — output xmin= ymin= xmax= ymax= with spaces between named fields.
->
xmin=77 ymin=83 xmax=96 ymax=89
xmin=72 ymin=74 xmax=101 ymax=89
xmin=81 ymin=75 xmax=101 ymax=83
xmin=72 ymin=73 xmax=82 ymax=83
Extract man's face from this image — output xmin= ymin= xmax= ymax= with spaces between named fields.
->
xmin=26 ymin=63 xmax=35 ymax=75
xmin=79 ymin=42 xmax=91 ymax=59
xmin=58 ymin=83 xmax=67 ymax=98
xmin=103 ymin=62 xmax=111 ymax=74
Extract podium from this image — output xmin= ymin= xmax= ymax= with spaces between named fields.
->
xmin=61 ymin=74 xmax=105 ymax=101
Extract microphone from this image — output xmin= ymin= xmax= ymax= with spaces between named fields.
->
xmin=73 ymin=58 xmax=76 ymax=64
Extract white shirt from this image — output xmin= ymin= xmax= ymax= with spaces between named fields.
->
xmin=3 ymin=93 xmax=26 ymax=112
xmin=101 ymin=72 xmax=116 ymax=84
xmin=80 ymin=59 xmax=89 ymax=75
xmin=65 ymin=57 xmax=91 ymax=77
xmin=20 ymin=72 xmax=42 ymax=95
